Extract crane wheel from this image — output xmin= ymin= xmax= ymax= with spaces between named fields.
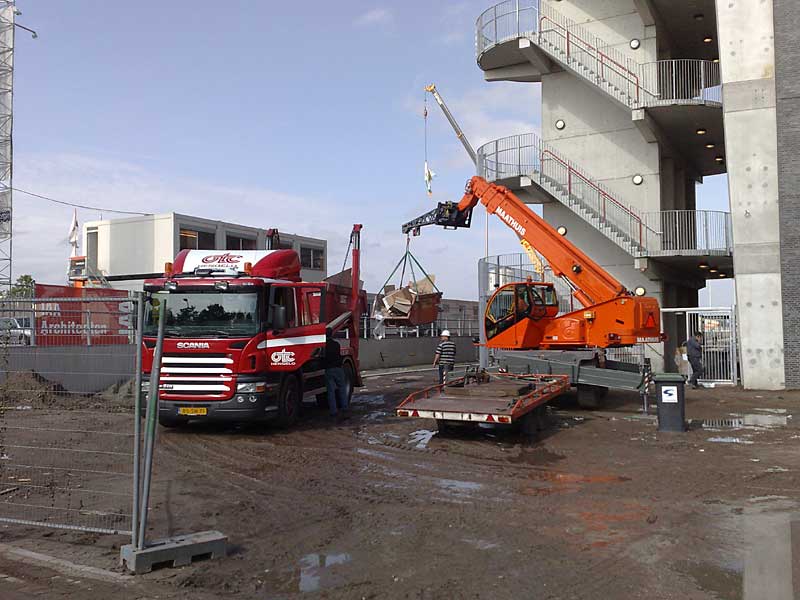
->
xmin=577 ymin=384 xmax=608 ymax=410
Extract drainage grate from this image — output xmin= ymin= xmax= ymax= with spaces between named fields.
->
xmin=702 ymin=418 xmax=744 ymax=429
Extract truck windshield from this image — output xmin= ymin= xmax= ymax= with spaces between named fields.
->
xmin=144 ymin=291 xmax=260 ymax=338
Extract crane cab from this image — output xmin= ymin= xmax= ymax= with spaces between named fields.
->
xmin=485 ymin=282 xmax=560 ymax=348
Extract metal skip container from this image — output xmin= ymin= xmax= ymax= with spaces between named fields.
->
xmin=653 ymin=373 xmax=686 ymax=432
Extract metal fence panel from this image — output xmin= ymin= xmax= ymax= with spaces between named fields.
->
xmin=0 ymin=295 xmax=140 ymax=535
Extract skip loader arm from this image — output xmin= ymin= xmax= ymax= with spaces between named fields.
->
xmin=456 ymin=177 xmax=629 ymax=307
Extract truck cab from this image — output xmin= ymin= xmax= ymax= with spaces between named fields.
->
xmin=143 ymin=236 xmax=365 ymax=428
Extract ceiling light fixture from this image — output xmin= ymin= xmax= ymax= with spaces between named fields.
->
xmin=705 ymin=143 xmax=716 ymax=149
xmin=703 ymin=36 xmax=714 ymax=43
xmin=555 ymin=119 xmax=566 ymax=130
xmin=715 ymin=156 xmax=725 ymax=164
xmin=632 ymin=174 xmax=644 ymax=186
xmin=698 ymin=262 xmax=709 ymax=270
xmin=696 ymin=128 xmax=707 ymax=135
xmin=630 ymin=39 xmax=641 ymax=50
xmin=694 ymin=13 xmax=705 ymax=21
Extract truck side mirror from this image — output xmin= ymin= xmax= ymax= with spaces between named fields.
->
xmin=271 ymin=304 xmax=287 ymax=331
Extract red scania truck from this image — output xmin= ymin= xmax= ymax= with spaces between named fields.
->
xmin=141 ymin=225 xmax=365 ymax=428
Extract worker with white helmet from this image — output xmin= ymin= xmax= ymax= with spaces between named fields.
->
xmin=433 ymin=330 xmax=457 ymax=385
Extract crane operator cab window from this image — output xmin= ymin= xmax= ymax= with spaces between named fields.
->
xmin=485 ymin=283 xmax=558 ymax=340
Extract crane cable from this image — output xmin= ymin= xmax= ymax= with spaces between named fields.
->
xmin=423 ymin=91 xmax=435 ymax=196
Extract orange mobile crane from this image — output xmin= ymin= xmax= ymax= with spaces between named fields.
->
xmin=401 ymin=176 xmax=663 ymax=409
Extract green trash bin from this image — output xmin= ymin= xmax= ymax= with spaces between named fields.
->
xmin=653 ymin=373 xmax=686 ymax=433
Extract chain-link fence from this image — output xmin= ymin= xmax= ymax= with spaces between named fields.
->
xmin=0 ymin=294 xmax=139 ymax=535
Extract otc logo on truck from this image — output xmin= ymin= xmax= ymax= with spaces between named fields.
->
xmin=270 ymin=349 xmax=296 ymax=366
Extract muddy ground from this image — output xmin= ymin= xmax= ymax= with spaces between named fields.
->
xmin=1 ymin=371 xmax=800 ymax=599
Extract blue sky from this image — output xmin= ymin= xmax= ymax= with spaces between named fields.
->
xmin=12 ymin=1 xmax=731 ymax=302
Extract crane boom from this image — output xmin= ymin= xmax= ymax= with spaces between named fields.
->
xmin=457 ymin=176 xmax=628 ymax=306
xmin=425 ymin=84 xmax=477 ymax=165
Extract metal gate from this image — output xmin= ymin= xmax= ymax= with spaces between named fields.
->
xmin=661 ymin=307 xmax=738 ymax=385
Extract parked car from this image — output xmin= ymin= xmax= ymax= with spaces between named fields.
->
xmin=0 ymin=317 xmax=31 ymax=345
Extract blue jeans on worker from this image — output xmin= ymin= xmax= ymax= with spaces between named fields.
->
xmin=326 ymin=367 xmax=348 ymax=416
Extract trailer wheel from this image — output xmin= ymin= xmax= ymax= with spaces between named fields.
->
xmin=577 ymin=384 xmax=607 ymax=410
xmin=277 ymin=375 xmax=301 ymax=428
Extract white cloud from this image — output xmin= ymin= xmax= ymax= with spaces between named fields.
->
xmin=12 ymin=151 xmax=522 ymax=300
xmin=354 ymin=7 xmax=393 ymax=27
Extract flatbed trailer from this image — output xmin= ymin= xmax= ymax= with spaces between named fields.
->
xmin=396 ymin=372 xmax=570 ymax=432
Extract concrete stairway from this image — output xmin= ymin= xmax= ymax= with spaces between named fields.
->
xmin=534 ymin=1 xmax=647 ymax=109
xmin=480 ymin=132 xmax=647 ymax=256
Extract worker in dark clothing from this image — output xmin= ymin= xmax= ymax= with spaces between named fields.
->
xmin=324 ymin=337 xmax=349 ymax=420
xmin=433 ymin=330 xmax=457 ymax=385
xmin=686 ymin=331 xmax=704 ymax=389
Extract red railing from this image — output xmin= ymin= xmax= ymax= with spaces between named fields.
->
xmin=538 ymin=15 xmax=641 ymax=106
xmin=540 ymin=149 xmax=644 ymax=248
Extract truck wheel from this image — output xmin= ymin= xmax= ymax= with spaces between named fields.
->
xmin=159 ymin=416 xmax=188 ymax=428
xmin=343 ymin=362 xmax=355 ymax=405
xmin=277 ymin=375 xmax=301 ymax=428
xmin=577 ymin=384 xmax=607 ymax=410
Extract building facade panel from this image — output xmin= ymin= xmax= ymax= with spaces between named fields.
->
xmin=773 ymin=0 xmax=800 ymax=387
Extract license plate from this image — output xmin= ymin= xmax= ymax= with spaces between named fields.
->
xmin=178 ymin=407 xmax=207 ymax=416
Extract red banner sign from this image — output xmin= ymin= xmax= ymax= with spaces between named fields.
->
xmin=34 ymin=284 xmax=132 ymax=346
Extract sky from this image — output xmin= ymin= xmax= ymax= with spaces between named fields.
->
xmin=11 ymin=1 xmax=732 ymax=304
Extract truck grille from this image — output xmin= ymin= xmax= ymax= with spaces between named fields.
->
xmin=159 ymin=354 xmax=235 ymax=399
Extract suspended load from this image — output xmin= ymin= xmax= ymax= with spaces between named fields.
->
xmin=373 ymin=245 xmax=442 ymax=333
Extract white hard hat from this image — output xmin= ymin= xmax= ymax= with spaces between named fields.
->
xmin=441 ymin=330 xmax=451 ymax=337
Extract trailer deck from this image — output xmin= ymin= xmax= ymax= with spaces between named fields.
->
xmin=396 ymin=373 xmax=570 ymax=426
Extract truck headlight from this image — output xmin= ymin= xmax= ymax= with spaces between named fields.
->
xmin=237 ymin=382 xmax=267 ymax=393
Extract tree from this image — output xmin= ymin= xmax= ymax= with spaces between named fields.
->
xmin=0 ymin=275 xmax=35 ymax=299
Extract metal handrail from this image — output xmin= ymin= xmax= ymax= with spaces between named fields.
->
xmin=476 ymin=1 xmax=721 ymax=109
xmin=538 ymin=13 xmax=641 ymax=105
xmin=639 ymin=59 xmax=722 ymax=106
xmin=640 ymin=210 xmax=732 ymax=256
xmin=477 ymin=132 xmax=650 ymax=250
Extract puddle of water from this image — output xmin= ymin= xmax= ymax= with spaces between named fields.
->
xmin=407 ymin=430 xmax=436 ymax=449
xmin=298 ymin=552 xmax=351 ymax=593
xmin=356 ymin=448 xmax=396 ymax=461
xmin=753 ymin=408 xmax=788 ymax=414
xmin=674 ymin=560 xmax=742 ymax=600
xmin=528 ymin=471 xmax=630 ymax=484
xmin=707 ymin=436 xmax=754 ymax=445
xmin=462 ymin=538 xmax=500 ymax=550
xmin=352 ymin=394 xmax=386 ymax=406
xmin=742 ymin=413 xmax=789 ymax=427
xmin=436 ymin=478 xmax=482 ymax=495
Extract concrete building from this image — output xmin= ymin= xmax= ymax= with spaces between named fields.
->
xmin=80 ymin=213 xmax=327 ymax=291
xmin=472 ymin=0 xmax=798 ymax=388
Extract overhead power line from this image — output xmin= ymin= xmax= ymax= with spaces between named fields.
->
xmin=11 ymin=187 xmax=154 ymax=216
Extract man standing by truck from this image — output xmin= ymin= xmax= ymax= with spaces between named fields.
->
xmin=433 ymin=330 xmax=456 ymax=385
xmin=325 ymin=336 xmax=350 ymax=421
xmin=686 ymin=331 xmax=704 ymax=389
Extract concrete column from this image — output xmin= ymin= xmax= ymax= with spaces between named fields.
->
xmin=773 ymin=0 xmax=800 ymax=388
xmin=715 ymin=0 xmax=785 ymax=390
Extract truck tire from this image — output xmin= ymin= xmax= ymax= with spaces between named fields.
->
xmin=342 ymin=361 xmax=355 ymax=405
xmin=577 ymin=384 xmax=608 ymax=410
xmin=277 ymin=375 xmax=301 ymax=428
xmin=315 ymin=363 xmax=355 ymax=410
xmin=159 ymin=416 xmax=188 ymax=428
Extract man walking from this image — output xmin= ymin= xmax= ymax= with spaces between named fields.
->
xmin=433 ymin=330 xmax=457 ymax=385
xmin=324 ymin=336 xmax=349 ymax=421
xmin=686 ymin=331 xmax=704 ymax=389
